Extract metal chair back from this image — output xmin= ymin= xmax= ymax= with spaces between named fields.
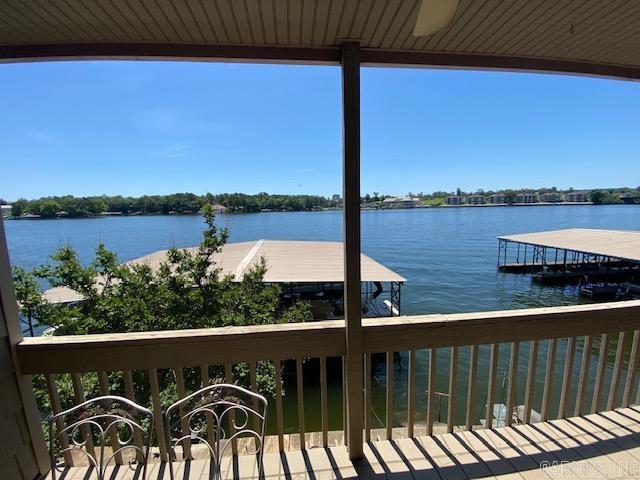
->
xmin=165 ymin=383 xmax=268 ymax=480
xmin=49 ymin=395 xmax=154 ymax=480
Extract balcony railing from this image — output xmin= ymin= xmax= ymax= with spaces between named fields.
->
xmin=17 ymin=300 xmax=640 ymax=469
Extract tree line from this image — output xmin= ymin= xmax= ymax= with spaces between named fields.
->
xmin=6 ymin=185 xmax=639 ymax=218
xmin=8 ymin=192 xmax=341 ymax=218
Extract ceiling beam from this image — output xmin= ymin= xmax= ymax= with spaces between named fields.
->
xmin=2 ymin=42 xmax=640 ymax=82
xmin=0 ymin=43 xmax=341 ymax=65
xmin=360 ymin=49 xmax=640 ymax=82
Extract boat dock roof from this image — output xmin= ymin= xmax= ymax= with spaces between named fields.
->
xmin=126 ymin=240 xmax=405 ymax=283
xmin=42 ymin=240 xmax=405 ymax=304
xmin=498 ymin=228 xmax=640 ymax=263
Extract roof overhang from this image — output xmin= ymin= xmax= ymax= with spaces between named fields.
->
xmin=1 ymin=1 xmax=640 ymax=81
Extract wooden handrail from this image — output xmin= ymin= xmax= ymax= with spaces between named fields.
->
xmin=361 ymin=300 xmax=640 ymax=353
xmin=17 ymin=320 xmax=346 ymax=374
xmin=16 ymin=300 xmax=640 ymax=374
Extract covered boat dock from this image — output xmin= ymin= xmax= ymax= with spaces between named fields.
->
xmin=497 ymin=228 xmax=640 ymax=297
xmin=42 ymin=239 xmax=405 ymax=320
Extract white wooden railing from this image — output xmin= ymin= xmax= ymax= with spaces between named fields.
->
xmin=17 ymin=300 xmax=640 ymax=466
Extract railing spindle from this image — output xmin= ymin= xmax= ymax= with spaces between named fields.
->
xmin=249 ymin=361 xmax=259 ymax=433
xmin=407 ymin=350 xmax=416 ymax=437
xmin=364 ymin=353 xmax=371 ymax=442
xmin=506 ymin=342 xmax=519 ymax=426
xmin=148 ymin=369 xmax=168 ymax=461
xmin=465 ymin=345 xmax=478 ymax=430
xmin=574 ymin=336 xmax=592 ymax=416
xmin=46 ymin=374 xmax=73 ymax=466
xmin=485 ymin=344 xmax=499 ymax=429
xmin=541 ymin=339 xmax=557 ymax=421
xmin=274 ymin=360 xmax=285 ymax=451
xmin=200 ymin=365 xmax=209 ymax=387
xmin=122 ymin=370 xmax=143 ymax=462
xmin=558 ymin=337 xmax=575 ymax=418
xmin=591 ymin=333 xmax=609 ymax=413
xmin=98 ymin=371 xmax=123 ymax=464
xmin=426 ymin=348 xmax=437 ymax=435
xmin=199 ymin=365 xmax=215 ymax=451
xmin=622 ymin=330 xmax=640 ymax=406
xmin=636 ymin=365 xmax=640 ymax=406
xmin=523 ymin=340 xmax=539 ymax=424
xmin=224 ymin=363 xmax=238 ymax=456
xmin=447 ymin=346 xmax=458 ymax=433
xmin=386 ymin=351 xmax=394 ymax=440
xmin=342 ymin=358 xmax=346 ymax=440
xmin=607 ymin=331 xmax=626 ymax=410
xmin=174 ymin=366 xmax=191 ymax=460
xmin=320 ymin=356 xmax=328 ymax=447
xmin=296 ymin=358 xmax=305 ymax=449
xmin=71 ymin=373 xmax=96 ymax=460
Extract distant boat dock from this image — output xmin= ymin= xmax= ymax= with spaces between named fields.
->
xmin=497 ymin=228 xmax=640 ymax=300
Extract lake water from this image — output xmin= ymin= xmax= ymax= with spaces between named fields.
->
xmin=5 ymin=205 xmax=640 ymax=433
xmin=7 ymin=205 xmax=640 ymax=314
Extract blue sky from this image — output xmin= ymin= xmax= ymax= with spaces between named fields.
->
xmin=1 ymin=60 xmax=638 ymax=200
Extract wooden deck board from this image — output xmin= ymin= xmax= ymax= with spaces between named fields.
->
xmin=46 ymin=407 xmax=640 ymax=479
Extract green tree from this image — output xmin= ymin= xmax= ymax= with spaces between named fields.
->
xmin=590 ymin=190 xmax=605 ymax=205
xmin=39 ymin=200 xmax=61 ymax=218
xmin=12 ymin=198 xmax=28 ymax=217
xmin=14 ymin=205 xmax=311 ymax=425
xmin=503 ymin=189 xmax=518 ymax=204
xmin=590 ymin=189 xmax=621 ymax=205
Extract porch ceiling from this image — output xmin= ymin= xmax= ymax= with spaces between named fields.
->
xmin=1 ymin=1 xmax=640 ymax=80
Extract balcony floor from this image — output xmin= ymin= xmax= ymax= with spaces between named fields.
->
xmin=47 ymin=407 xmax=640 ymax=479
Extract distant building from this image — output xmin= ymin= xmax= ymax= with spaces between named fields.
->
xmin=515 ymin=193 xmax=538 ymax=204
xmin=539 ymin=193 xmax=562 ymax=203
xmin=465 ymin=195 xmax=486 ymax=205
xmin=489 ymin=194 xmax=507 ymax=204
xmin=381 ymin=196 xmax=421 ymax=209
xmin=209 ymin=204 xmax=228 ymax=213
xmin=445 ymin=196 xmax=463 ymax=205
xmin=565 ymin=191 xmax=590 ymax=202
xmin=0 ymin=205 xmax=12 ymax=218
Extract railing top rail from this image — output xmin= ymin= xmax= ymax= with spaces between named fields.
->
xmin=17 ymin=300 xmax=640 ymax=374
xmin=18 ymin=320 xmax=346 ymax=373
xmin=20 ymin=319 xmax=345 ymax=347
xmin=363 ymin=300 xmax=640 ymax=352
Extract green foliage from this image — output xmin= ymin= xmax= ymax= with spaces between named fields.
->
xmin=38 ymin=200 xmax=61 ymax=218
xmin=14 ymin=206 xmax=311 ymax=425
xmin=10 ymin=192 xmax=338 ymax=217
xmin=502 ymin=189 xmax=518 ymax=204
xmin=12 ymin=198 xmax=28 ymax=217
xmin=422 ymin=197 xmax=444 ymax=206
xmin=590 ymin=189 xmax=622 ymax=205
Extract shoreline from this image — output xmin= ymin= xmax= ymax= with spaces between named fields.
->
xmin=433 ymin=201 xmax=596 ymax=208
xmin=4 ymin=202 xmax=638 ymax=221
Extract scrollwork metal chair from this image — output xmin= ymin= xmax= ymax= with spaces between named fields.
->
xmin=49 ymin=395 xmax=154 ymax=480
xmin=165 ymin=383 xmax=268 ymax=480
